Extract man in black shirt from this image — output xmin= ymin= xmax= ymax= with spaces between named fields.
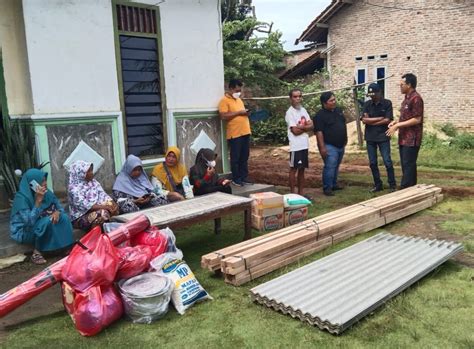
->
xmin=313 ymin=91 xmax=348 ymax=196
xmin=362 ymin=83 xmax=396 ymax=192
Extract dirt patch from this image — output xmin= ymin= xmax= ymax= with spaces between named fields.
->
xmin=249 ymin=147 xmax=474 ymax=198
xmin=388 ymin=214 xmax=474 ymax=268
xmin=0 ymin=255 xmax=65 ymax=341
xmin=249 ymin=145 xmax=474 ymax=268
xmin=441 ymin=186 xmax=474 ymax=198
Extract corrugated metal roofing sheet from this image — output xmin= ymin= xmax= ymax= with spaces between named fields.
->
xmin=250 ymin=232 xmax=463 ymax=334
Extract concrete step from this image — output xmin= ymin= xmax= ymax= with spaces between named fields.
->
xmin=0 ymin=209 xmax=84 ymax=258
xmin=0 ymin=184 xmax=275 ymax=258
xmin=231 ymin=182 xmax=275 ymax=197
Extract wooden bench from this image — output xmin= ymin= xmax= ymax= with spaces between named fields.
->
xmin=113 ymin=192 xmax=254 ymax=240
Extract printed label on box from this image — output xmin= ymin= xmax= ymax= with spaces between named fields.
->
xmin=252 ymin=213 xmax=284 ymax=232
xmin=284 ymin=207 xmax=308 ymax=226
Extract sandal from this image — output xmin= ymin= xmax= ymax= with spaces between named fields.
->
xmin=31 ymin=252 xmax=47 ymax=265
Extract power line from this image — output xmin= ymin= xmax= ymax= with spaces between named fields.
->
xmin=364 ymin=0 xmax=474 ymax=11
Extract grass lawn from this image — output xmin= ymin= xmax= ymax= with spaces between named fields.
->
xmin=2 ymin=156 xmax=474 ymax=348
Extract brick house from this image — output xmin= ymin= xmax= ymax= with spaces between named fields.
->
xmin=295 ymin=0 xmax=474 ymax=130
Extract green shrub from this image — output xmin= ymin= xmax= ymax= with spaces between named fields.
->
xmin=450 ymin=132 xmax=474 ymax=150
xmin=422 ymin=132 xmax=443 ymax=149
xmin=251 ymin=116 xmax=287 ymax=145
xmin=0 ymin=118 xmax=38 ymax=199
xmin=249 ymin=73 xmax=354 ymax=145
xmin=440 ymin=123 xmax=458 ymax=137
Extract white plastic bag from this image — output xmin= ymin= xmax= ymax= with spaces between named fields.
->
xmin=63 ymin=140 xmax=105 ymax=174
xmin=189 ymin=130 xmax=216 ymax=155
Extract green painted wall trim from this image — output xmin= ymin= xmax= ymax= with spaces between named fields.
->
xmin=34 ymin=125 xmax=53 ymax=188
xmin=29 ymin=115 xmax=124 ymax=187
xmin=221 ymin=119 xmax=230 ymax=172
xmin=25 ymin=115 xmax=119 ymax=126
xmin=173 ymin=111 xmax=219 ymax=120
xmin=172 ymin=110 xmax=229 ymax=172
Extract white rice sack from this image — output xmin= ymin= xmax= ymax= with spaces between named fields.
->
xmin=161 ymin=259 xmax=212 ymax=315
xmin=283 ymin=193 xmax=311 ymax=209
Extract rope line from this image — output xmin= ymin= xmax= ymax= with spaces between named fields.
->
xmin=243 ymin=74 xmax=395 ymax=101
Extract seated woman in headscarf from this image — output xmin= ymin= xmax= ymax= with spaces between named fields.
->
xmin=112 ymin=154 xmax=169 ymax=214
xmin=189 ymin=148 xmax=232 ymax=196
xmin=10 ymin=169 xmax=74 ymax=264
xmin=151 ymin=146 xmax=187 ymax=201
xmin=67 ymin=160 xmax=119 ymax=231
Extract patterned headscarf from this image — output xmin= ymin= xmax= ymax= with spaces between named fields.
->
xmin=67 ymin=160 xmax=111 ymax=220
xmin=113 ymin=155 xmax=153 ymax=198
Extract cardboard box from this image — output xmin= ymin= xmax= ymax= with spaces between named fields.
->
xmin=251 ymin=213 xmax=284 ymax=232
xmin=284 ymin=206 xmax=309 ymax=226
xmin=250 ymin=192 xmax=284 ymax=216
xmin=251 ymin=205 xmax=284 ymax=217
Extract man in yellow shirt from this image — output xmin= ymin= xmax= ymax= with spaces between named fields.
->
xmin=218 ymin=79 xmax=252 ymax=187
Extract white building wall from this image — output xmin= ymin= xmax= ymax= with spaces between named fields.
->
xmin=136 ymin=0 xmax=225 ymax=110
xmin=0 ymin=0 xmax=34 ymax=115
xmin=21 ymin=0 xmax=121 ymax=114
xmin=21 ymin=0 xmax=224 ymax=114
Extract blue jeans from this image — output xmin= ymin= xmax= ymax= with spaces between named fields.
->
xmin=322 ymin=143 xmax=345 ymax=192
xmin=367 ymin=140 xmax=396 ymax=188
xmin=228 ymin=134 xmax=250 ymax=184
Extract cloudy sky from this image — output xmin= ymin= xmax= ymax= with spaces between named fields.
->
xmin=252 ymin=0 xmax=331 ymax=51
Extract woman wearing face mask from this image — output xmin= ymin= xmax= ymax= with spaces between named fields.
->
xmin=189 ymin=148 xmax=232 ymax=196
xmin=10 ymin=168 xmax=74 ymax=264
xmin=112 ymin=154 xmax=169 ymax=214
xmin=151 ymin=146 xmax=187 ymax=201
xmin=67 ymin=160 xmax=119 ymax=231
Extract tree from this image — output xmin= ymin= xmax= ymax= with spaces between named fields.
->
xmin=221 ymin=0 xmax=253 ymax=22
xmin=222 ymin=17 xmax=286 ymax=92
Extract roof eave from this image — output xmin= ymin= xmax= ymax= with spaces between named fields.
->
xmin=296 ymin=0 xmax=353 ymax=44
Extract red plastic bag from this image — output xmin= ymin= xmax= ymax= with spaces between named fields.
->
xmin=61 ymin=226 xmax=119 ymax=292
xmin=116 ymin=245 xmax=153 ymax=280
xmin=61 ymin=282 xmax=123 ymax=337
xmin=130 ymin=226 xmax=168 ymax=258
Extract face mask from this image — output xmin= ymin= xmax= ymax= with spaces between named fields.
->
xmin=206 ymin=160 xmax=216 ymax=168
xmin=232 ymin=92 xmax=241 ymax=99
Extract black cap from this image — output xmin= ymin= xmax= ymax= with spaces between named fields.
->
xmin=367 ymin=83 xmax=381 ymax=96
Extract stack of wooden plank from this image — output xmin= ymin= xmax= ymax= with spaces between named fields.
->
xmin=201 ymin=184 xmax=443 ymax=286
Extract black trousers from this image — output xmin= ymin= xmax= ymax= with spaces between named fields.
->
xmin=228 ymin=134 xmax=250 ymax=184
xmin=194 ymin=184 xmax=232 ymax=196
xmin=399 ymin=145 xmax=420 ymax=189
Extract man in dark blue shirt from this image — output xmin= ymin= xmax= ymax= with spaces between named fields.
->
xmin=362 ymin=83 xmax=396 ymax=192
xmin=313 ymin=91 xmax=347 ymax=196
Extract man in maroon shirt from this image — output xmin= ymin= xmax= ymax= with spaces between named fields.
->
xmin=386 ymin=73 xmax=423 ymax=188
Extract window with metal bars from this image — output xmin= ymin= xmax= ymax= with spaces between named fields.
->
xmin=116 ymin=4 xmax=157 ymax=34
xmin=115 ymin=4 xmax=164 ymax=157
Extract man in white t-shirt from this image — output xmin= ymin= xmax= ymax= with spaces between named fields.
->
xmin=285 ymin=88 xmax=313 ymax=198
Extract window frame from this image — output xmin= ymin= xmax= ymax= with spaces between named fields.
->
xmin=112 ymin=1 xmax=168 ymax=160
xmin=355 ymin=66 xmax=368 ymax=95
xmin=374 ymin=65 xmax=388 ymax=99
